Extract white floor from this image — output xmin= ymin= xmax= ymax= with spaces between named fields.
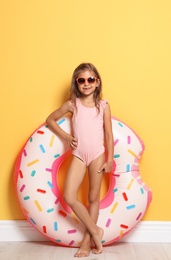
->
xmin=0 ymin=242 xmax=171 ymax=260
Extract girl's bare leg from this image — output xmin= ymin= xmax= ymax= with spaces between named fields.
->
xmin=70 ymin=154 xmax=105 ymax=257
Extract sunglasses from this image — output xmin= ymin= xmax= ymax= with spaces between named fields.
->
xmin=76 ymin=77 xmax=97 ymax=85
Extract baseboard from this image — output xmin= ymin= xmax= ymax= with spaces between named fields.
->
xmin=0 ymin=220 xmax=171 ymax=243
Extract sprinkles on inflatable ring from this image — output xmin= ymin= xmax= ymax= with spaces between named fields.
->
xmin=14 ymin=115 xmax=152 ymax=246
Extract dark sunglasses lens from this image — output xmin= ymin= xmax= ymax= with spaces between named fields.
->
xmin=77 ymin=77 xmax=96 ymax=84
xmin=77 ymin=78 xmax=85 ymax=84
xmin=88 ymin=77 xmax=95 ymax=83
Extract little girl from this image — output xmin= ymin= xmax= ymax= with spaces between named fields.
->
xmin=46 ymin=63 xmax=114 ymax=258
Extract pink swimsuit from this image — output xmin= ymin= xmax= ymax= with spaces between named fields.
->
xmin=72 ymin=98 xmax=107 ymax=166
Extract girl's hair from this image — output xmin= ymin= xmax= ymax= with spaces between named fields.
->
xmin=70 ymin=63 xmax=102 ymax=109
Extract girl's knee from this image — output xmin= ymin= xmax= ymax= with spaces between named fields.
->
xmin=63 ymin=192 xmax=75 ymax=207
xmin=88 ymin=193 xmax=99 ymax=206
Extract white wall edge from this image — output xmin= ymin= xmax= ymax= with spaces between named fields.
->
xmin=0 ymin=220 xmax=171 ymax=243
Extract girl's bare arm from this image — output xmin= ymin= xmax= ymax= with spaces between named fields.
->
xmin=98 ymin=103 xmax=114 ymax=173
xmin=104 ymin=103 xmax=114 ymax=162
xmin=46 ymin=100 xmax=77 ymax=149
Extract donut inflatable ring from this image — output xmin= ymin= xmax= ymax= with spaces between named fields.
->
xmin=14 ymin=116 xmax=152 ymax=246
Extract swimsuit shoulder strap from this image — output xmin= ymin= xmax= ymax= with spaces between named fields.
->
xmin=100 ymin=99 xmax=108 ymax=110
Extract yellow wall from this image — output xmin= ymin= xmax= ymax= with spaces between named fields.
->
xmin=0 ymin=0 xmax=171 ymax=221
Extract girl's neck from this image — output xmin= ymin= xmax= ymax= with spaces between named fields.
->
xmin=79 ymin=96 xmax=95 ymax=108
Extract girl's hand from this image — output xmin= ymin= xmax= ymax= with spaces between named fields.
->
xmin=98 ymin=161 xmax=113 ymax=174
xmin=66 ymin=136 xmax=78 ymax=150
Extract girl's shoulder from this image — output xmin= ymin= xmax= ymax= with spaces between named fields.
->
xmin=62 ymin=99 xmax=74 ymax=113
xmin=100 ymin=99 xmax=109 ymax=109
xmin=70 ymin=97 xmax=81 ymax=108
xmin=101 ymin=99 xmax=112 ymax=119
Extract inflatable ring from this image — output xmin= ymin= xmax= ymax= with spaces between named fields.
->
xmin=14 ymin=115 xmax=152 ymax=246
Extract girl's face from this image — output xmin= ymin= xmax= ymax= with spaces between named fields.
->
xmin=76 ymin=70 xmax=100 ymax=97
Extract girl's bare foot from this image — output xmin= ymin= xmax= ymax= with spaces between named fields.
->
xmin=92 ymin=227 xmax=104 ymax=254
xmin=74 ymin=244 xmax=91 ymax=258
xmin=74 ymin=233 xmax=91 ymax=257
